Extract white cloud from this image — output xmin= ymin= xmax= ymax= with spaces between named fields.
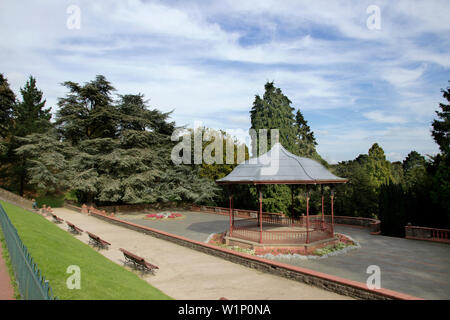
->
xmin=382 ymin=65 xmax=426 ymax=88
xmin=363 ymin=111 xmax=408 ymax=124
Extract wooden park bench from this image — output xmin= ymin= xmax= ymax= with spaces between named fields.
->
xmin=66 ymin=221 xmax=84 ymax=235
xmin=51 ymin=213 xmax=64 ymax=224
xmin=86 ymin=231 xmax=111 ymax=250
xmin=119 ymin=248 xmax=159 ymax=274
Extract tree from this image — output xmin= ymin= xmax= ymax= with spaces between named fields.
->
xmin=47 ymin=76 xmax=218 ymax=205
xmin=249 ymin=82 xmax=326 ymax=214
xmin=378 ymin=181 xmax=407 ymax=237
xmin=0 ymin=76 xmax=52 ymax=195
xmin=250 ymin=82 xmax=297 ymax=154
xmin=15 ymin=131 xmax=74 ymax=194
xmin=293 ymin=109 xmax=324 ymax=163
xmin=55 ymin=75 xmax=117 ymax=145
xmin=366 ymin=143 xmax=392 ymax=187
xmin=13 ymin=76 xmax=52 ymax=136
xmin=431 ymin=82 xmax=450 ymax=157
xmin=390 ymin=161 xmax=404 ymax=185
xmin=426 ymin=82 xmax=450 ymax=228
xmin=172 ymin=127 xmax=251 ymax=208
xmin=0 ymin=73 xmax=16 ymax=139
xmin=334 ymin=159 xmax=378 ymax=218
xmin=402 ymin=151 xmax=426 ymax=189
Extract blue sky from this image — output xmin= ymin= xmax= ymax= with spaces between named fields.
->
xmin=1 ymin=0 xmax=449 ymax=163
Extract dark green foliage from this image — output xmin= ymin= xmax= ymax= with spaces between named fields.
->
xmin=14 ymin=76 xmax=52 ymax=136
xmin=294 ymin=109 xmax=325 ymax=164
xmin=55 ymin=75 xmax=118 ymax=145
xmin=14 ymin=131 xmax=74 ymax=194
xmin=431 ymin=82 xmax=450 ymax=157
xmin=366 ymin=143 xmax=393 ymax=187
xmin=402 ymin=151 xmax=426 ymax=189
xmin=378 ymin=181 xmax=406 ymax=237
xmin=390 ymin=161 xmax=404 ymax=185
xmin=0 ymin=74 xmax=16 ymax=139
xmin=426 ymin=155 xmax=450 ymax=227
xmin=333 ymin=143 xmax=394 ymax=219
xmin=0 ymin=76 xmax=52 ymax=195
xmin=51 ymin=77 xmax=217 ymax=205
xmin=334 ymin=159 xmax=378 ymax=218
xmin=250 ymin=82 xmax=297 ymax=154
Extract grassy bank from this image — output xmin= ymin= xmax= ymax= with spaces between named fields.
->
xmin=0 ymin=200 xmax=172 ymax=300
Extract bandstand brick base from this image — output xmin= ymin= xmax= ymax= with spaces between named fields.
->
xmin=225 ymin=234 xmax=340 ymax=254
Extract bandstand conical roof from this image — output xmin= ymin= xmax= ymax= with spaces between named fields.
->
xmin=216 ymin=143 xmax=347 ymax=185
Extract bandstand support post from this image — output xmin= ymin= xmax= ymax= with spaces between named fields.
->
xmin=321 ymin=184 xmax=325 ymax=229
xmin=229 ymin=192 xmax=233 ymax=237
xmin=259 ymin=186 xmax=263 ymax=244
xmin=331 ymin=187 xmax=335 ymax=235
xmin=232 ymin=193 xmax=234 ymax=227
xmin=291 ymin=185 xmax=294 ymax=226
xmin=306 ymin=188 xmax=310 ymax=244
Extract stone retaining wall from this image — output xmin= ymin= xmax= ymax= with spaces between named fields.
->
xmin=0 ymin=188 xmax=32 ymax=210
xmin=405 ymin=225 xmax=450 ymax=244
xmin=325 ymin=215 xmax=381 ymax=235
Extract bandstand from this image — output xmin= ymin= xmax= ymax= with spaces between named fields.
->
xmin=216 ymin=143 xmax=347 ymax=249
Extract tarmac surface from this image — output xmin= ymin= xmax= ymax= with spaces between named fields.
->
xmin=120 ymin=210 xmax=450 ymax=300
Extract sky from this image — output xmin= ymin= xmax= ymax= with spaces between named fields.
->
xmin=1 ymin=0 xmax=449 ymax=163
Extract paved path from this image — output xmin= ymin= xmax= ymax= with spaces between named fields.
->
xmin=52 ymin=208 xmax=350 ymax=300
xmin=121 ymin=210 xmax=450 ymax=300
xmin=0 ymin=233 xmax=15 ymax=300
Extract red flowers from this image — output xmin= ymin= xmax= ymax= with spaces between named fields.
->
xmin=254 ymin=247 xmax=307 ymax=256
xmin=144 ymin=212 xmax=184 ymax=220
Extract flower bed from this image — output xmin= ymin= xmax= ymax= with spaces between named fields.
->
xmin=206 ymin=232 xmax=359 ymax=259
xmin=144 ymin=212 xmax=184 ymax=220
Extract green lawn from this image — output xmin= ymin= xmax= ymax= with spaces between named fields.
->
xmin=0 ymin=200 xmax=172 ymax=300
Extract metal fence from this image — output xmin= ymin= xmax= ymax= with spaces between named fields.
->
xmin=0 ymin=203 xmax=56 ymax=300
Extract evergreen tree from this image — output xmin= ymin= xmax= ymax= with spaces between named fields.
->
xmin=378 ymin=181 xmax=407 ymax=237
xmin=294 ymin=109 xmax=323 ymax=162
xmin=390 ymin=161 xmax=404 ymax=185
xmin=250 ymin=82 xmax=297 ymax=154
xmin=427 ymin=82 xmax=450 ymax=226
xmin=15 ymin=130 xmax=74 ymax=194
xmin=366 ymin=143 xmax=392 ymax=187
xmin=334 ymin=159 xmax=378 ymax=218
xmin=55 ymin=75 xmax=117 ymax=145
xmin=0 ymin=73 xmax=16 ymax=139
xmin=0 ymin=76 xmax=52 ymax=195
xmin=49 ymin=76 xmax=217 ymax=205
xmin=402 ymin=151 xmax=426 ymax=189
xmin=431 ymin=82 xmax=450 ymax=157
xmin=249 ymin=82 xmax=325 ymax=215
xmin=14 ymin=76 xmax=52 ymax=136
